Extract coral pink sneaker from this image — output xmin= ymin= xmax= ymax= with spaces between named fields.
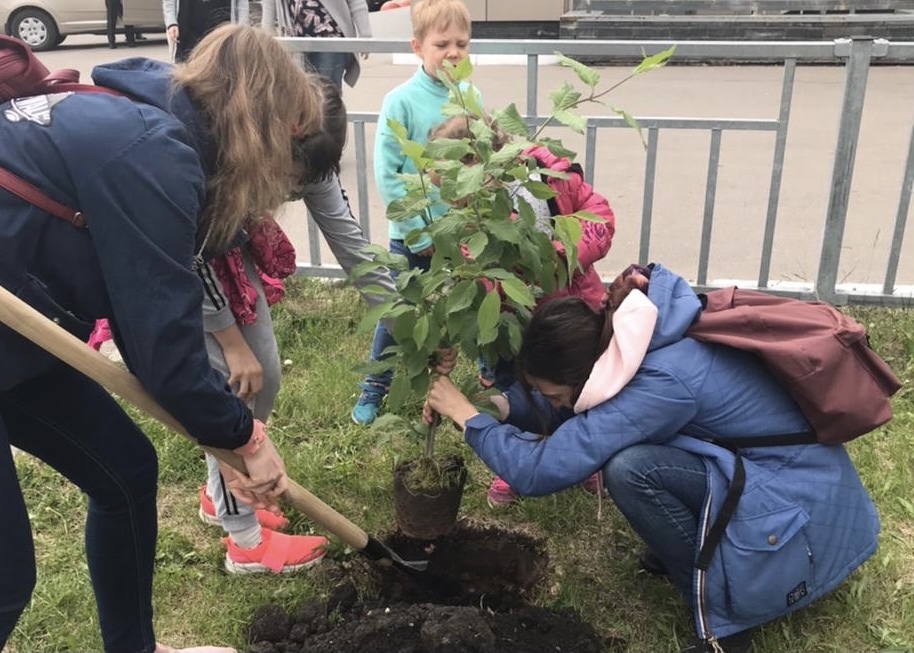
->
xmin=198 ymin=486 xmax=289 ymax=531
xmin=486 ymin=476 xmax=517 ymax=508
xmin=581 ymin=472 xmax=607 ymax=497
xmin=222 ymin=528 xmax=327 ymax=574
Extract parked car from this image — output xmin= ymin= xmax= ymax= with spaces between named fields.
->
xmin=1 ymin=0 xmax=164 ymax=51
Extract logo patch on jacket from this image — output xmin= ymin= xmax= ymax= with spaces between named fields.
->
xmin=786 ymin=581 xmax=808 ymax=607
xmin=3 ymin=93 xmax=70 ymax=125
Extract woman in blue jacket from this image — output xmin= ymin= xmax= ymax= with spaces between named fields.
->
xmin=426 ymin=263 xmax=880 ymax=653
xmin=0 ymin=25 xmax=327 ymax=653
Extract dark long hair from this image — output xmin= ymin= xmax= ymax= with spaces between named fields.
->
xmin=291 ymin=76 xmax=348 ymax=188
xmin=517 ymin=297 xmax=614 ymax=400
xmin=518 ymin=263 xmax=652 ymax=399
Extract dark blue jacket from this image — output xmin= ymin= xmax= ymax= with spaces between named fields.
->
xmin=0 ymin=58 xmax=252 ymax=448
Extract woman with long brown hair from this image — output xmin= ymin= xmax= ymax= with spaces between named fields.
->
xmin=0 ymin=24 xmax=325 ymax=653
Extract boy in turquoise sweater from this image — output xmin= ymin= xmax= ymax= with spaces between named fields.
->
xmin=351 ymin=0 xmax=473 ymax=425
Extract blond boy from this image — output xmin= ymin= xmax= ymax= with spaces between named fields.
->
xmin=352 ymin=0 xmax=474 ymax=425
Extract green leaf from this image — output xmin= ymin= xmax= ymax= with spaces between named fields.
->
xmin=482 ymin=268 xmax=516 ymax=280
xmin=556 ymin=52 xmax=601 ymax=88
xmin=447 ymin=280 xmax=479 ymax=314
xmin=540 ymin=137 xmax=578 ymax=161
xmin=453 ymin=57 xmax=474 ymax=81
xmin=465 ymin=231 xmax=489 ymax=259
xmin=477 ymin=289 xmax=501 ymax=342
xmin=554 ymin=215 xmax=584 ymax=249
xmin=463 ymin=84 xmax=484 ymax=118
xmin=405 ymin=348 xmax=431 ymax=376
xmin=410 ymin=369 xmax=432 ymax=401
xmin=403 ymin=228 xmax=431 ymax=251
xmin=347 ymin=260 xmax=391 ymax=283
xmin=392 ymin=310 xmax=418 ymax=344
xmin=569 ymin=210 xmax=605 ymax=223
xmin=455 ymin=164 xmax=486 ymax=198
xmin=500 ymin=277 xmax=535 ymax=308
xmin=491 ymin=188 xmax=515 ymax=220
xmin=352 ymin=283 xmax=397 ymax=299
xmin=353 ymin=358 xmax=397 ymax=376
xmin=486 ymin=217 xmax=522 ymax=244
xmin=492 ymin=103 xmax=530 ymax=137
xmin=447 ymin=309 xmax=478 ymax=345
xmin=553 ymin=109 xmax=587 ymax=135
xmin=387 ymin=373 xmax=410 ymax=412
xmin=487 ymin=143 xmax=526 ymax=168
xmin=413 ymin=314 xmax=430 ymax=349
xmin=504 ymin=312 xmax=524 ymax=356
xmin=400 ymin=139 xmax=429 ymax=168
xmin=419 ymin=270 xmax=450 ymax=299
xmin=356 ymin=299 xmax=399 ymax=333
xmin=524 ymin=180 xmax=557 ymax=200
xmin=386 ymin=117 xmax=407 ymax=140
xmin=549 ymin=81 xmax=582 ymax=111
xmin=369 ymin=412 xmax=410 ymax=433
xmin=386 ymin=195 xmax=432 ymax=223
xmin=633 ymin=45 xmax=675 ymax=76
xmin=424 ymin=138 xmax=474 ymax=161
xmin=610 ymin=105 xmax=645 ymax=148
xmin=440 ymin=102 xmax=471 ymax=118
xmin=536 ymin=167 xmax=568 ymax=180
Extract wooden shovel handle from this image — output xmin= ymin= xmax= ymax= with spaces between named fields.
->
xmin=0 ymin=284 xmax=369 ymax=550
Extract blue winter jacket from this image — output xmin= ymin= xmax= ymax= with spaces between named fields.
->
xmin=464 ymin=263 xmax=879 ymax=640
xmin=0 ymin=58 xmax=252 ymax=448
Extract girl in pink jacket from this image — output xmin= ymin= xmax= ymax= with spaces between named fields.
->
xmin=429 ymin=116 xmax=616 ymax=506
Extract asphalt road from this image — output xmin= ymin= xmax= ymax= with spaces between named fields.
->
xmin=32 ymin=35 xmax=914 ymax=292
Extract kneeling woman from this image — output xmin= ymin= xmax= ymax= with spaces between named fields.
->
xmin=425 ymin=262 xmax=879 ymax=653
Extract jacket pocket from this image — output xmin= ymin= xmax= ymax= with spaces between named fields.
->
xmin=0 ymin=275 xmax=95 ymax=390
xmin=721 ymin=505 xmax=815 ymax=621
xmin=17 ymin=274 xmax=95 ymax=341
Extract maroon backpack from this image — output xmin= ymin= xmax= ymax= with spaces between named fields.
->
xmin=687 ymin=286 xmax=902 ymax=444
xmin=0 ymin=34 xmax=124 ymax=103
xmin=0 ymin=34 xmax=121 ymax=226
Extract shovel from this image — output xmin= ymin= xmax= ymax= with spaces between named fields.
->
xmin=0 ymin=284 xmax=429 ymax=577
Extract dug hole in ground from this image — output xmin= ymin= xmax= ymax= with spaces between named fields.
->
xmin=245 ymin=520 xmax=616 ymax=653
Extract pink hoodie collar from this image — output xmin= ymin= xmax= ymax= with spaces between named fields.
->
xmin=573 ymin=290 xmax=658 ymax=414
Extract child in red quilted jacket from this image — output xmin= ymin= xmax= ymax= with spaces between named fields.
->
xmin=428 ymin=115 xmax=617 ymax=506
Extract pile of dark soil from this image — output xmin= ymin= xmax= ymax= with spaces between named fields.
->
xmin=245 ymin=522 xmax=615 ymax=653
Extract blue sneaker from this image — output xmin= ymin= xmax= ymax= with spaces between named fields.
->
xmin=351 ymin=385 xmax=385 ymax=425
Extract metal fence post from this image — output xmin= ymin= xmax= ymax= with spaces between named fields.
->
xmin=815 ymin=37 xmax=886 ymax=303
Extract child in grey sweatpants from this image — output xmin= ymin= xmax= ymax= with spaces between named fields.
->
xmin=199 ymin=172 xmax=395 ymax=573
xmin=198 ymin=79 xmax=395 ymax=573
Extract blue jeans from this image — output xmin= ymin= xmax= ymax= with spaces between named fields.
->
xmin=360 ymin=240 xmax=431 ymax=395
xmin=0 ymin=364 xmax=159 ymax=653
xmin=478 ymin=356 xmax=516 ymax=391
xmin=604 ymin=444 xmax=708 ymax=602
xmin=301 ymin=51 xmax=348 ymax=89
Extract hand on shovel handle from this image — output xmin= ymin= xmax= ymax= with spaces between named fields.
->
xmin=0 ymin=284 xmax=373 ymax=550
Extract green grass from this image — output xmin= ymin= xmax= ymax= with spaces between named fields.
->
xmin=8 ymin=278 xmax=914 ymax=653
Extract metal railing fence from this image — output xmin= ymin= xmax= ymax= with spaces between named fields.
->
xmin=278 ymin=36 xmax=914 ymax=306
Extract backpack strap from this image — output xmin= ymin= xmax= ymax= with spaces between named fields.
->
xmin=42 ymin=69 xmax=80 ymax=84
xmin=44 ymin=81 xmax=124 ymax=98
xmin=693 ymin=431 xmax=817 ymax=571
xmin=696 ymin=446 xmax=745 ymax=571
xmin=0 ymin=167 xmax=85 ymax=228
xmin=711 ymin=432 xmax=818 ymax=448
xmin=0 ymin=83 xmax=125 ymax=229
